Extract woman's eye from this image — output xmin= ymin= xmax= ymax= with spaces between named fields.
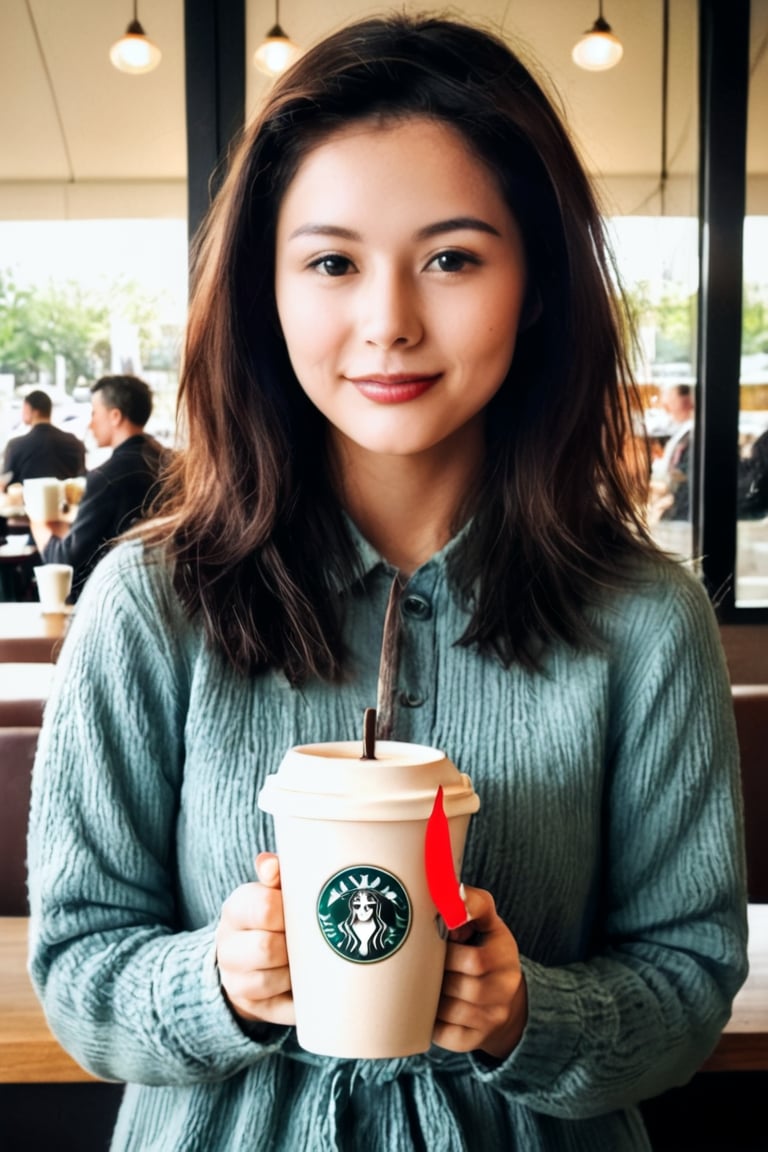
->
xmin=309 ymin=254 xmax=354 ymax=277
xmin=428 ymin=250 xmax=479 ymax=273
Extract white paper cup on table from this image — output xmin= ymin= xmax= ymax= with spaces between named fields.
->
xmin=34 ymin=564 xmax=73 ymax=613
xmin=258 ymin=739 xmax=480 ymax=1059
xmin=23 ymin=477 xmax=62 ymax=520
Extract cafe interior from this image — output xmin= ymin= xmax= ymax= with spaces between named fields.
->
xmin=0 ymin=1 xmax=766 ymax=1148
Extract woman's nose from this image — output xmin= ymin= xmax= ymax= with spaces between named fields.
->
xmin=360 ymin=269 xmax=423 ymax=349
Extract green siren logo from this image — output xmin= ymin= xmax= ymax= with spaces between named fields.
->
xmin=317 ymin=866 xmax=411 ymax=963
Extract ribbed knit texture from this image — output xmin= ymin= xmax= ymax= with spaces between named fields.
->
xmin=27 ymin=529 xmax=748 ymax=1151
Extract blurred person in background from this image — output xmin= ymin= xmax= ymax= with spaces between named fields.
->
xmin=1 ymin=389 xmax=85 ymax=485
xmin=648 ymin=384 xmax=695 ymax=523
xmin=28 ymin=374 xmax=170 ymax=600
xmin=737 ymin=426 xmax=768 ymax=519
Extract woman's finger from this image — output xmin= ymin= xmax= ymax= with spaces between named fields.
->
xmin=434 ymin=884 xmax=527 ymax=1058
xmin=220 ymin=880 xmax=285 ymax=934
xmin=255 ymin=852 xmax=281 ymax=888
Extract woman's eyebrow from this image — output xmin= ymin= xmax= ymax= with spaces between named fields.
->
xmin=415 ymin=216 xmax=502 ymax=240
xmin=286 ymin=216 xmax=502 ymax=242
xmin=287 ymin=224 xmax=360 ymax=241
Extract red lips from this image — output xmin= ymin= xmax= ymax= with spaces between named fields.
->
xmin=347 ymin=373 xmax=440 ymax=404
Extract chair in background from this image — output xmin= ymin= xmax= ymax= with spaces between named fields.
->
xmin=732 ymin=685 xmax=768 ymax=904
xmin=0 ymin=727 xmax=38 ymax=916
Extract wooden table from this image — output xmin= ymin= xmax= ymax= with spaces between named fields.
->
xmin=0 ymin=908 xmax=765 ymax=1085
xmin=0 ymin=503 xmax=31 ymax=532
xmin=0 ymin=539 xmax=36 ymax=559
xmin=0 ymin=602 xmax=71 ymax=663
xmin=0 ymin=662 xmax=55 ymax=725
xmin=0 ymin=917 xmax=98 ymax=1082
xmin=701 ymin=903 xmax=768 ymax=1071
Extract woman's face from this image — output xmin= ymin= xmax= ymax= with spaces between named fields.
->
xmin=351 ymin=892 xmax=376 ymax=921
xmin=274 ymin=116 xmax=527 ymax=465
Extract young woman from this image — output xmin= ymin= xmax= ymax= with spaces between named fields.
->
xmin=28 ymin=14 xmax=747 ymax=1151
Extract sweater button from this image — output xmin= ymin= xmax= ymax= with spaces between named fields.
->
xmin=399 ymin=691 xmax=425 ymax=708
xmin=401 ymin=594 xmax=432 ymax=620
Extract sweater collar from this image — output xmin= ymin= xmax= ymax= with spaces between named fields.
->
xmin=333 ymin=510 xmax=471 ymax=594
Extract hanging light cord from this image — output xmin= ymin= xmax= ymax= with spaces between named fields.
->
xmin=25 ymin=0 xmax=75 ymax=184
xmin=660 ymin=0 xmax=670 ymax=214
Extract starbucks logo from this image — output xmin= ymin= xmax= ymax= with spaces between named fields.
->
xmin=317 ymin=866 xmax=411 ymax=964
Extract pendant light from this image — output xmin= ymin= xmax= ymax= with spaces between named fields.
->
xmin=572 ymin=2 xmax=624 ymax=71
xmin=254 ymin=0 xmax=301 ymax=77
xmin=110 ymin=1 xmax=162 ymax=75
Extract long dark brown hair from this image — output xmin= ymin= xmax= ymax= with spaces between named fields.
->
xmin=143 ymin=12 xmax=657 ymax=682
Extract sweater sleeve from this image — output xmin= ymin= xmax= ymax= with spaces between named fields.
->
xmin=469 ymin=570 xmax=749 ymax=1117
xmin=27 ymin=544 xmax=289 ymax=1084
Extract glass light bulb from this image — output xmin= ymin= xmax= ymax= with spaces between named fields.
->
xmin=110 ymin=33 xmax=162 ymax=75
xmin=254 ymin=34 xmax=302 ymax=77
xmin=572 ymin=31 xmax=624 ymax=71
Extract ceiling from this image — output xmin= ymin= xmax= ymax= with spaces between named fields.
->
xmin=1 ymin=0 xmax=766 ymax=221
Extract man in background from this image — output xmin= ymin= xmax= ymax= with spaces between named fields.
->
xmin=648 ymin=384 xmax=695 ymax=523
xmin=28 ymin=374 xmax=170 ymax=600
xmin=738 ymin=426 xmax=768 ymax=520
xmin=2 ymin=389 xmax=85 ymax=483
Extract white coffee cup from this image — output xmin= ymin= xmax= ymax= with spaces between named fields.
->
xmin=258 ymin=739 xmax=480 ymax=1059
xmin=23 ymin=477 xmax=62 ymax=521
xmin=33 ymin=564 xmax=73 ymax=613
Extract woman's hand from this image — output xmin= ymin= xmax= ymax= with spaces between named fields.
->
xmin=215 ymin=852 xmax=295 ymax=1026
xmin=433 ymin=885 xmax=527 ymax=1060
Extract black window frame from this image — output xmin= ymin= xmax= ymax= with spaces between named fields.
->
xmin=697 ymin=0 xmax=766 ymax=623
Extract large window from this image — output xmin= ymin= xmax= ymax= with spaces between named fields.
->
xmin=735 ymin=0 xmax=768 ymax=606
xmin=698 ymin=0 xmax=767 ymax=622
xmin=737 ymin=215 xmax=768 ymax=607
xmin=0 ymin=0 xmax=187 ymax=464
xmin=610 ymin=216 xmax=699 ymax=567
xmin=609 ymin=202 xmax=768 ymax=609
xmin=0 ymin=219 xmax=186 ymax=458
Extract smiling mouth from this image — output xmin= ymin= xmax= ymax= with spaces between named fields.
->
xmin=347 ymin=374 xmax=441 ymax=404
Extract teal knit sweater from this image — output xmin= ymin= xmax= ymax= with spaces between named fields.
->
xmin=27 ymin=530 xmax=748 ymax=1151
